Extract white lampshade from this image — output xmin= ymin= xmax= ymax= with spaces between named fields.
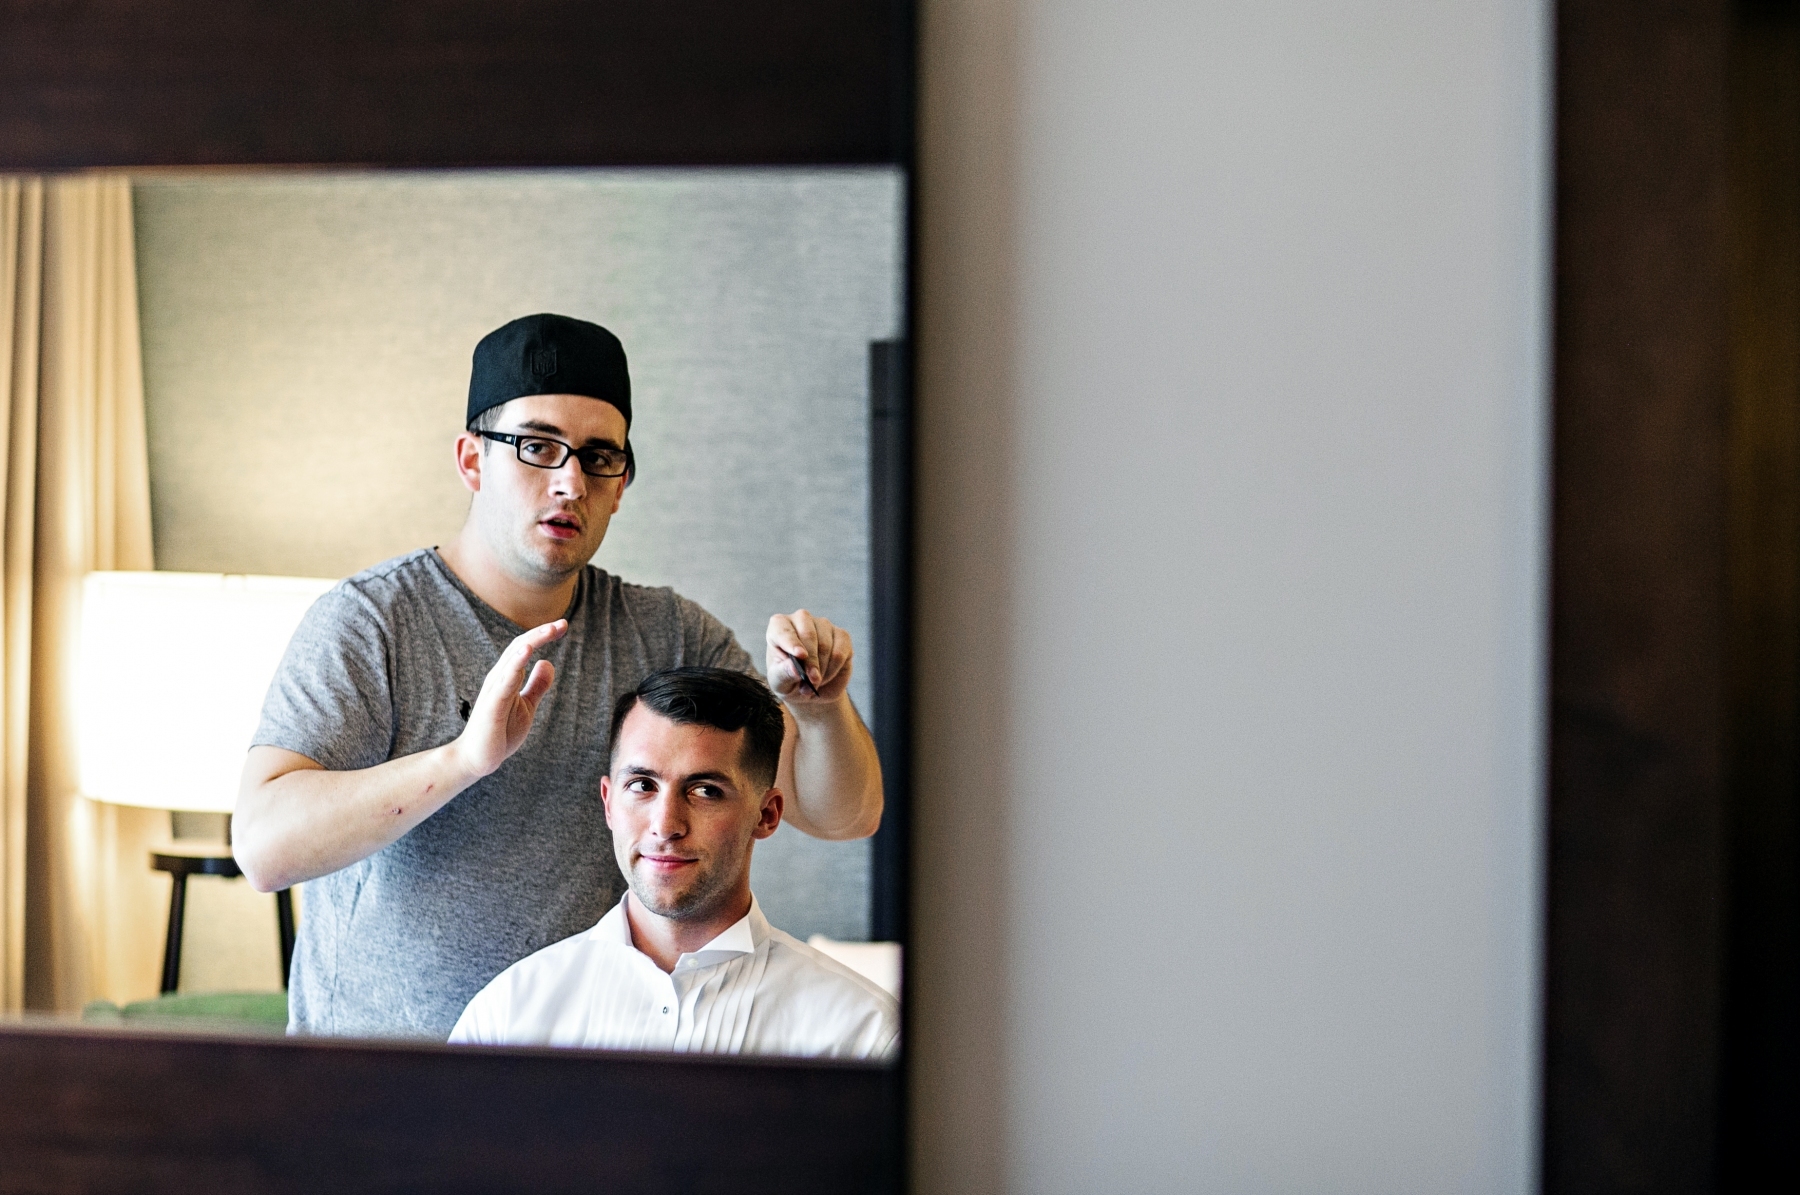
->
xmin=76 ymin=571 xmax=337 ymax=813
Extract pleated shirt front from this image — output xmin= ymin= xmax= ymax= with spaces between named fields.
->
xmin=447 ymin=895 xmax=899 ymax=1061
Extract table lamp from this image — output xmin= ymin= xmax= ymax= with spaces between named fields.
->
xmin=74 ymin=571 xmax=337 ymax=992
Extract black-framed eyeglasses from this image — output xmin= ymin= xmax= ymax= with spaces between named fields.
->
xmin=477 ymin=431 xmax=630 ymax=478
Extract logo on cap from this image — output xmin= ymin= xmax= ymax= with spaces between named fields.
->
xmin=529 ymin=347 xmax=558 ymax=378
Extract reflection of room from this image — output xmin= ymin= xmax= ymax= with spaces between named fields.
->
xmin=75 ymin=571 xmax=330 ymax=1007
xmin=6 ymin=168 xmax=905 ymax=1016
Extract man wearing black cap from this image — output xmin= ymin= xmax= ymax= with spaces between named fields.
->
xmin=232 ymin=314 xmax=883 ymax=1039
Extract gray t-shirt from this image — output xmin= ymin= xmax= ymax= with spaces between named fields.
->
xmin=254 ymin=548 xmax=754 ymax=1038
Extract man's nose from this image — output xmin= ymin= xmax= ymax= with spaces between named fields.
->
xmin=647 ymin=793 xmax=686 ymax=839
xmin=548 ymin=454 xmax=588 ymax=498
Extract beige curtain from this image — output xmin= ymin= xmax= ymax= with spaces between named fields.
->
xmin=0 ymin=179 xmax=44 ymax=1012
xmin=0 ymin=175 xmax=162 ymax=1012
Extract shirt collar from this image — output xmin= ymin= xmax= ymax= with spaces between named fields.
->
xmin=593 ymin=898 xmax=635 ymax=945
xmin=676 ymin=895 xmax=768 ymax=970
xmin=600 ymin=893 xmax=770 ymax=969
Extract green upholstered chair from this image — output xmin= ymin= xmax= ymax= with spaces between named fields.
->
xmin=81 ymin=990 xmax=288 ymax=1033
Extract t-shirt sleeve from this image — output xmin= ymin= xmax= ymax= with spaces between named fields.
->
xmin=252 ymin=586 xmax=396 ymax=771
xmin=677 ymin=593 xmax=759 ymax=678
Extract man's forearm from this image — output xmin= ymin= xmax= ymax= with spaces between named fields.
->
xmin=233 ymin=744 xmax=479 ymax=892
xmin=236 ymin=620 xmax=565 ymax=892
xmin=780 ymin=698 xmax=884 ymax=840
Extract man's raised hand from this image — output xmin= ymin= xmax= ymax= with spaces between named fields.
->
xmin=766 ymin=610 xmax=853 ymax=704
xmin=453 ymin=620 xmax=568 ymax=779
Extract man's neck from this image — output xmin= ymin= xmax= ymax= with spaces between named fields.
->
xmin=436 ymin=530 xmax=579 ymax=629
xmin=623 ymin=889 xmax=754 ymax=974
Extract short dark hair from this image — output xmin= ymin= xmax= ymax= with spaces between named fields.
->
xmin=608 ymin=667 xmax=785 ymax=789
xmin=467 ymin=402 xmax=506 ymax=434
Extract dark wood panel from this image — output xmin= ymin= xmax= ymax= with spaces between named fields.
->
xmin=1547 ymin=1 xmax=1734 ymax=1191
xmin=1722 ymin=3 xmax=1800 ymax=1184
xmin=0 ymin=1026 xmax=901 ymax=1194
xmin=0 ymin=0 xmax=910 ymax=168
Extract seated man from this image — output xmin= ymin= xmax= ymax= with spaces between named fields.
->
xmin=449 ymin=666 xmax=898 ymax=1060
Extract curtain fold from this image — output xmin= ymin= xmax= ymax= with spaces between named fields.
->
xmin=4 ymin=175 xmax=163 ymax=1011
xmin=0 ymin=178 xmax=45 ymax=1013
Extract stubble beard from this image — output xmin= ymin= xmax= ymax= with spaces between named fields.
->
xmin=622 ymin=845 xmax=742 ymax=923
xmin=508 ymin=533 xmax=587 ymax=588
xmin=479 ymin=501 xmax=594 ymax=589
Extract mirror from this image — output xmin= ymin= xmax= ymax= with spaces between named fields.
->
xmin=0 ymin=4 xmax=911 ymax=1186
xmin=16 ymin=165 xmax=908 ymax=1055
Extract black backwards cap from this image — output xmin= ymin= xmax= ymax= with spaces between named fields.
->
xmin=467 ymin=313 xmax=636 ymax=482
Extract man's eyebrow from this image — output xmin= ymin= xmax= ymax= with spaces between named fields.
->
xmin=514 ymin=418 xmax=623 ymax=451
xmin=616 ymin=765 xmax=737 ymax=790
xmin=675 ymin=771 xmax=737 ymax=787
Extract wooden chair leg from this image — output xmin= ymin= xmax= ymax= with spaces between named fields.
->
xmin=160 ymin=873 xmax=188 ymax=994
xmin=276 ymin=889 xmax=295 ymax=990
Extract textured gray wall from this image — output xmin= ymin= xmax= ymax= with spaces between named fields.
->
xmin=134 ymin=169 xmax=903 ymax=942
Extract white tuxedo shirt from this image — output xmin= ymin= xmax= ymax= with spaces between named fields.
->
xmin=448 ymin=895 xmax=899 ymax=1061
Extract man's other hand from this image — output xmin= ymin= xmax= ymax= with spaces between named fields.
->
xmin=766 ymin=610 xmax=853 ymax=703
xmin=454 ymin=619 xmax=567 ymax=778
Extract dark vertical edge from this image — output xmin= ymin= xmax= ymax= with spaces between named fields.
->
xmin=867 ymin=336 xmax=911 ymax=1195
xmin=888 ymin=0 xmax=918 ymax=172
xmin=869 ymin=338 xmax=911 ymax=950
xmin=884 ymin=15 xmax=919 ymax=1187
xmin=870 ymin=0 xmax=917 ymax=952
xmin=277 ymin=888 xmax=297 ymax=990
xmin=1722 ymin=2 xmax=1800 ymax=1184
xmin=1545 ymin=1 xmax=1734 ymax=1191
xmin=159 ymin=875 xmax=185 ymax=995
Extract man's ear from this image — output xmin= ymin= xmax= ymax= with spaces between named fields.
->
xmin=752 ymin=786 xmax=784 ymax=841
xmin=453 ymin=431 xmax=484 ymax=494
xmin=600 ymin=774 xmax=615 ymax=829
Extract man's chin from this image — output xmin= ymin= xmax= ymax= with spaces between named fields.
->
xmin=633 ymin=892 xmax=701 ymax=920
xmin=629 ymin=875 xmax=712 ymax=920
xmin=511 ymin=541 xmax=591 ymax=586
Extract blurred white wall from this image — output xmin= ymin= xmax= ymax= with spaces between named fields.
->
xmin=910 ymin=1 xmax=1549 ymax=1191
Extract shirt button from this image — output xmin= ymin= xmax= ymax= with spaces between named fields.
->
xmin=662 ymin=1007 xmax=669 ymax=1014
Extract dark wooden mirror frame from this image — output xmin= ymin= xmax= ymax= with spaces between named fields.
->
xmin=1551 ymin=1 xmax=1796 ymax=1190
xmin=10 ymin=1 xmax=1792 ymax=1192
xmin=0 ymin=3 xmax=913 ymax=1191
